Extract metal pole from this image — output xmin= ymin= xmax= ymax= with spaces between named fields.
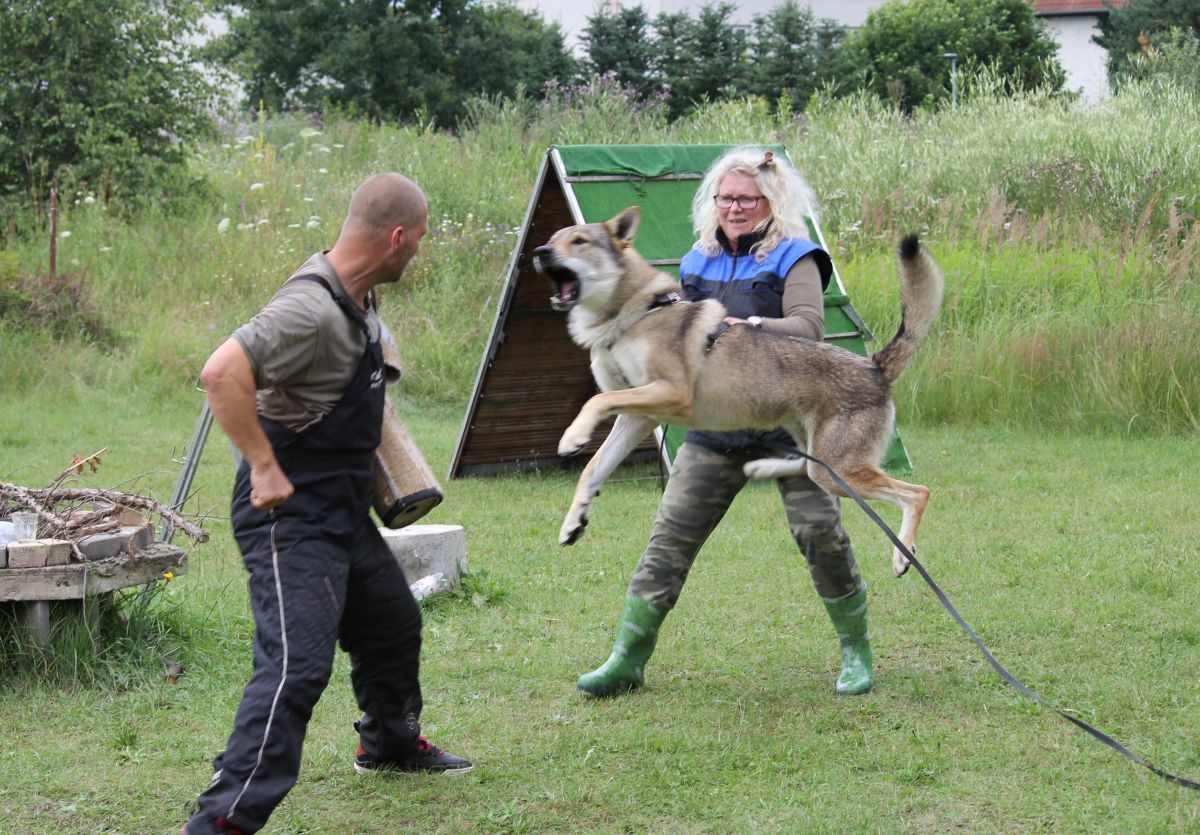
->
xmin=48 ymin=188 xmax=58 ymax=277
xmin=942 ymin=53 xmax=959 ymax=107
xmin=160 ymin=399 xmax=214 ymax=543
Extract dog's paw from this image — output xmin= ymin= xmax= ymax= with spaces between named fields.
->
xmin=742 ymin=460 xmax=773 ymax=480
xmin=892 ymin=545 xmax=913 ymax=577
xmin=559 ymin=515 xmax=588 ymax=545
xmin=558 ymin=427 xmax=591 ymax=457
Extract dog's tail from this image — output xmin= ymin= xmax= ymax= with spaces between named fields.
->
xmin=871 ymin=234 xmax=945 ymax=386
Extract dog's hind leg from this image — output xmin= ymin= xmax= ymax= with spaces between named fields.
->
xmin=743 ymin=423 xmax=809 ymax=481
xmin=743 ymin=457 xmax=807 ymax=480
xmin=560 ymin=414 xmax=657 ymax=545
xmin=811 ymin=464 xmax=930 ymax=577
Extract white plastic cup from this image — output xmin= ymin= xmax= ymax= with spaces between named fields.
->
xmin=11 ymin=512 xmax=38 ymax=541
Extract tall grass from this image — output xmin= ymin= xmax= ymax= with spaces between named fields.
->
xmin=1 ymin=73 xmax=1197 ymax=431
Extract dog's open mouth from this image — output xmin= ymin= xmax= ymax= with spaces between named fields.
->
xmin=549 ymin=276 xmax=579 ymax=311
xmin=532 ymin=246 xmax=580 ymax=312
xmin=538 ymin=264 xmax=579 ymax=311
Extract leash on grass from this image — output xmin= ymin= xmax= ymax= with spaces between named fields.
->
xmin=798 ymin=450 xmax=1200 ymax=792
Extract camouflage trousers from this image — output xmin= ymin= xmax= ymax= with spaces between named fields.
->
xmin=628 ymin=441 xmax=865 ymax=608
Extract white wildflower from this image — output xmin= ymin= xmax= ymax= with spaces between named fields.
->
xmin=59 ymin=230 xmax=71 ymax=238
xmin=217 ymin=217 xmax=231 ymax=234
xmin=250 ymin=182 xmax=265 ymax=192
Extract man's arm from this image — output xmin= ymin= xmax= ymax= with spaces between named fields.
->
xmin=200 ymin=337 xmax=294 ymax=509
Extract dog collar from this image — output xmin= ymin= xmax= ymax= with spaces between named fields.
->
xmin=649 ymin=291 xmax=682 ymax=310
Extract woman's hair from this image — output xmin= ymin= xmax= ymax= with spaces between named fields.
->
xmin=690 ymin=146 xmax=819 ymax=260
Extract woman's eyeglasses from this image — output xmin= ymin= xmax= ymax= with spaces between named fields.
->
xmin=713 ymin=195 xmax=763 ymax=210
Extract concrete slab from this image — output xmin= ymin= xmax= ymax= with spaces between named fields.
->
xmin=379 ymin=524 xmax=468 ymax=588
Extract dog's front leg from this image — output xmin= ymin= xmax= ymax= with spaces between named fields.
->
xmin=559 ymin=381 xmax=687 ymax=457
xmin=560 ymin=414 xmax=656 ymax=545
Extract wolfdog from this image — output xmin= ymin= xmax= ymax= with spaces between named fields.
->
xmin=533 ymin=207 xmax=944 ymax=576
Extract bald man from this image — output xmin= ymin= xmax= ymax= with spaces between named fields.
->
xmin=186 ymin=174 xmax=471 ymax=835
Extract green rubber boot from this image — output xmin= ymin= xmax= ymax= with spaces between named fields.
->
xmin=822 ymin=588 xmax=874 ymax=696
xmin=577 ymin=595 xmax=667 ymax=697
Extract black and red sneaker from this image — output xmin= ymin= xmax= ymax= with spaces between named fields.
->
xmin=354 ymin=737 xmax=474 ymax=776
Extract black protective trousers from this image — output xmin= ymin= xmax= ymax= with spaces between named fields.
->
xmin=186 ymin=465 xmax=425 ymax=834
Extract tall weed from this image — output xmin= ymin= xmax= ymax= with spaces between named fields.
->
xmin=1 ymin=77 xmax=1197 ymax=430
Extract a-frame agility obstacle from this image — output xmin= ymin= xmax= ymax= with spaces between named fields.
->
xmin=448 ymin=143 xmax=911 ymax=479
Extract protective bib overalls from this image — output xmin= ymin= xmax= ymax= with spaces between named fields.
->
xmin=188 ymin=276 xmax=424 ymax=834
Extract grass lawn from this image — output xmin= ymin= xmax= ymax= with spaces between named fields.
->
xmin=1 ymin=397 xmax=1198 ymax=833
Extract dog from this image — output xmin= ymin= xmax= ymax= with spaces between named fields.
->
xmin=532 ymin=207 xmax=944 ymax=577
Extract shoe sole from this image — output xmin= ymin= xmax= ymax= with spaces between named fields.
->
xmin=577 ymin=680 xmax=642 ymax=697
xmin=354 ymin=761 xmax=475 ymax=776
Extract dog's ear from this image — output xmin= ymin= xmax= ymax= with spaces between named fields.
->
xmin=605 ymin=207 xmax=641 ymax=250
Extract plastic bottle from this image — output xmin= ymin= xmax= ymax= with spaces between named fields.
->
xmin=409 ymin=572 xmax=449 ymax=601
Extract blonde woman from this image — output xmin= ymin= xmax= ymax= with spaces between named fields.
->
xmin=578 ymin=147 xmax=874 ymax=698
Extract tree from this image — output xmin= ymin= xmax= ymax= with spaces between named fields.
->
xmin=650 ymin=3 xmax=747 ymax=119
xmin=744 ymin=1 xmax=847 ymax=108
xmin=582 ymin=6 xmax=656 ymax=99
xmin=1095 ymin=0 xmax=1200 ymax=84
xmin=685 ymin=3 xmax=749 ymax=107
xmin=843 ymin=0 xmax=1066 ymax=111
xmin=207 ymin=0 xmax=576 ymax=128
xmin=0 ymin=0 xmax=217 ymax=208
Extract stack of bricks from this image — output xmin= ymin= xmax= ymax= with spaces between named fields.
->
xmin=1 ymin=506 xmax=154 ymax=569
xmin=3 ymin=539 xmax=73 ymax=569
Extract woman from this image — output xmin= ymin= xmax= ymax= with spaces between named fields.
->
xmin=577 ymin=147 xmax=874 ymax=698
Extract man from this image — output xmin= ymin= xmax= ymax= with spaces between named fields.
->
xmin=185 ymin=173 xmax=472 ymax=835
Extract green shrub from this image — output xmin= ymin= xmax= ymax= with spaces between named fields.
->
xmin=0 ymin=255 xmax=114 ymax=345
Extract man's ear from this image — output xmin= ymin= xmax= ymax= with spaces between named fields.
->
xmin=389 ymin=225 xmax=406 ymax=250
xmin=605 ymin=207 xmax=640 ymax=250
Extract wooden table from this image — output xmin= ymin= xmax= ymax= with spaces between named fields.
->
xmin=0 ymin=541 xmax=188 ymax=645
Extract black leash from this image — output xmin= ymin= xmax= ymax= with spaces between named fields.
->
xmin=798 ymin=450 xmax=1200 ymax=791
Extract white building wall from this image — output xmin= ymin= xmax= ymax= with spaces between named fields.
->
xmin=1040 ymin=15 xmax=1112 ymax=105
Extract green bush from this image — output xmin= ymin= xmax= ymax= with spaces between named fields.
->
xmin=1095 ymin=0 xmax=1200 ymax=85
xmin=842 ymin=0 xmax=1066 ymax=111
xmin=0 ymin=0 xmax=218 ymax=212
xmin=0 ymin=252 xmax=114 ymax=345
